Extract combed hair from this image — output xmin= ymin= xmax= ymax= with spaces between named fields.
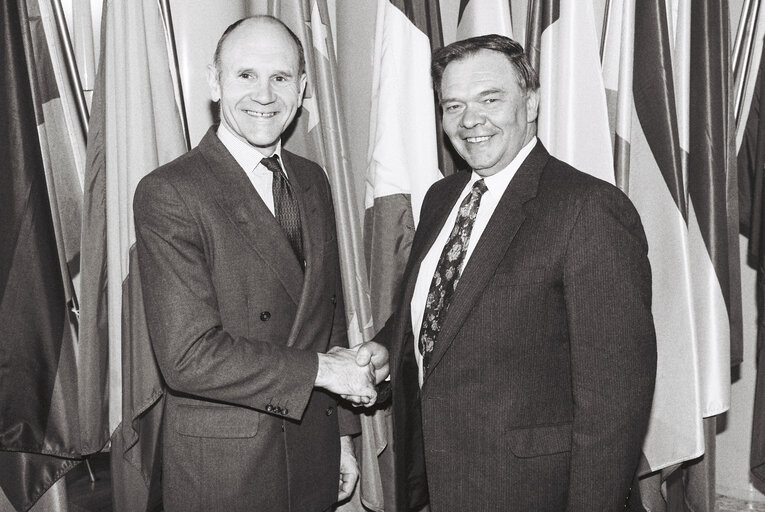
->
xmin=212 ymin=15 xmax=306 ymax=76
xmin=431 ymin=34 xmax=539 ymax=96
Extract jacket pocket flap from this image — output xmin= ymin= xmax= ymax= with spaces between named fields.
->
xmin=507 ymin=423 xmax=572 ymax=458
xmin=175 ymin=403 xmax=260 ymax=438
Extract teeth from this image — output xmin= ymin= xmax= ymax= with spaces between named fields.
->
xmin=245 ymin=110 xmax=276 ymax=118
xmin=466 ymin=136 xmax=490 ymax=143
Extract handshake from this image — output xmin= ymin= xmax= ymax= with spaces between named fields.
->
xmin=315 ymin=342 xmax=390 ymax=407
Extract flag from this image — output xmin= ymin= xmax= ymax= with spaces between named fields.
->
xmin=455 ymin=0 xmax=513 ymax=41
xmin=527 ymin=0 xmax=614 ymax=184
xmin=0 ymin=0 xmax=82 ymax=509
xmin=602 ymin=1 xmax=740 ymax=509
xmin=79 ymin=0 xmax=187 ymax=510
xmin=360 ymin=0 xmax=446 ymax=508
xmin=603 ymin=0 xmax=704 ymax=476
xmin=394 ymin=0 xmax=463 ymax=178
xmin=266 ymin=1 xmax=382 ymax=509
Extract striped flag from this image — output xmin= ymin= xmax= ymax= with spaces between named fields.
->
xmin=0 ymin=0 xmax=82 ymax=509
xmin=362 ymin=0 xmax=447 ymax=508
xmin=80 ymin=1 xmax=187 ymax=510
xmin=603 ymin=2 xmax=740 ymax=509
xmin=455 ymin=0 xmax=513 ymax=41
xmin=603 ymin=0 xmax=702 ymax=479
xmin=526 ymin=0 xmax=614 ymax=184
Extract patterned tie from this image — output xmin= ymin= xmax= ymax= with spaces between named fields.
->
xmin=419 ymin=179 xmax=488 ymax=370
xmin=261 ymin=155 xmax=304 ymax=263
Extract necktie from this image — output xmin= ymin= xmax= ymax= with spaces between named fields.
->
xmin=419 ymin=179 xmax=488 ymax=370
xmin=261 ymin=155 xmax=304 ymax=263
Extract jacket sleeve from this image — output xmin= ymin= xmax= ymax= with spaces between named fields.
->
xmin=563 ymin=186 xmax=657 ymax=511
xmin=133 ymin=172 xmax=317 ymax=421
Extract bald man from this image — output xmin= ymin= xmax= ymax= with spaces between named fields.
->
xmin=134 ymin=16 xmax=387 ymax=512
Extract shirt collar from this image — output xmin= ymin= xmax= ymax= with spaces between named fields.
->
xmin=470 ymin=137 xmax=537 ymax=195
xmin=216 ymin=122 xmax=283 ymax=173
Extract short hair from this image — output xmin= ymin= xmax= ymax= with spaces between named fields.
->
xmin=431 ymin=34 xmax=539 ymax=97
xmin=212 ymin=15 xmax=306 ymax=77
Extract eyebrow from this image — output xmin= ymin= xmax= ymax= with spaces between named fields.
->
xmin=440 ymin=87 xmax=505 ymax=105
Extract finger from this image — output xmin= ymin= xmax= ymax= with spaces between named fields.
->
xmin=355 ymin=344 xmax=372 ymax=366
xmin=338 ymin=473 xmax=355 ymax=501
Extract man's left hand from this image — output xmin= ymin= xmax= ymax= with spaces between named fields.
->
xmin=338 ymin=435 xmax=359 ymax=502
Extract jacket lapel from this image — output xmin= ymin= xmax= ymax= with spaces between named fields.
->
xmin=422 ymin=143 xmax=551 ymax=385
xmin=279 ymin=151 xmax=324 ymax=348
xmin=199 ymin=128 xmax=304 ymax=305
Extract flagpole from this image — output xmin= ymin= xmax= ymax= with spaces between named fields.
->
xmin=159 ymin=0 xmax=191 ymax=150
xmin=600 ymin=0 xmax=611 ymax=61
xmin=733 ymin=0 xmax=754 ymax=75
xmin=51 ymin=0 xmax=88 ymax=135
xmin=734 ymin=0 xmax=761 ymax=124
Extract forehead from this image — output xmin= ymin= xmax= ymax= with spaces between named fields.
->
xmin=219 ymin=20 xmax=300 ymax=71
xmin=440 ymin=50 xmax=521 ymax=98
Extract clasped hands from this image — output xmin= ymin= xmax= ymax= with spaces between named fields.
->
xmin=316 ymin=342 xmax=389 ymax=407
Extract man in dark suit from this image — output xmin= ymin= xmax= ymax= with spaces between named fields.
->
xmin=385 ymin=35 xmax=657 ymax=511
xmin=133 ymin=16 xmax=387 ymax=512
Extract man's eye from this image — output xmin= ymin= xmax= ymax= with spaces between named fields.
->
xmin=444 ymin=104 xmax=461 ymax=112
xmin=240 ymin=72 xmax=253 ymax=79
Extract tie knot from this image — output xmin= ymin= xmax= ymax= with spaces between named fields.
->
xmin=261 ymin=155 xmax=281 ymax=174
xmin=473 ymin=178 xmax=488 ymax=195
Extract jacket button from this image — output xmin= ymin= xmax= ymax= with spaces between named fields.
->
xmin=266 ymin=404 xmax=274 ymax=413
xmin=282 ymin=408 xmax=288 ymax=416
xmin=260 ymin=311 xmax=271 ymax=321
xmin=326 ymin=406 xmax=334 ymax=416
xmin=274 ymin=406 xmax=283 ymax=415
xmin=330 ymin=295 xmax=337 ymax=305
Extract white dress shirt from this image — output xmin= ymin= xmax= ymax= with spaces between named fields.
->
xmin=217 ymin=123 xmax=286 ymax=216
xmin=410 ymin=137 xmax=538 ymax=386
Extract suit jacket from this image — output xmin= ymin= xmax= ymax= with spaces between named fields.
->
xmin=133 ymin=128 xmax=354 ymax=512
xmin=385 ymin=143 xmax=657 ymax=511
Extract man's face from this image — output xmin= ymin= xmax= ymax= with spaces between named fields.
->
xmin=208 ymin=20 xmax=307 ymax=155
xmin=439 ymin=49 xmax=539 ymax=177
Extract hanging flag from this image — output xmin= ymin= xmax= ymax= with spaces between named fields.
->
xmin=527 ymin=0 xmax=614 ymax=184
xmin=0 ymin=0 xmax=82 ymax=510
xmin=362 ymin=1 xmax=446 ymax=507
xmin=267 ymin=1 xmax=383 ymax=509
xmin=79 ymin=0 xmax=187 ymax=510
xmin=603 ymin=0 xmax=704 ymax=477
xmin=455 ymin=0 xmax=513 ymax=41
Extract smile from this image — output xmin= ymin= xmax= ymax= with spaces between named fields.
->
xmin=244 ymin=110 xmax=277 ymax=118
xmin=466 ymin=135 xmax=491 ymax=143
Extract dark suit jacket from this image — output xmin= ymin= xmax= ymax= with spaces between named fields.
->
xmin=133 ymin=128 xmax=354 ymax=512
xmin=385 ymin=142 xmax=657 ymax=511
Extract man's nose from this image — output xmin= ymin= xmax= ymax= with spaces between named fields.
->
xmin=249 ymin=80 xmax=275 ymax=103
xmin=460 ymin=105 xmax=485 ymax=129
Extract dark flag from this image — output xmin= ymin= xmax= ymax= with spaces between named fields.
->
xmin=0 ymin=0 xmax=81 ymax=509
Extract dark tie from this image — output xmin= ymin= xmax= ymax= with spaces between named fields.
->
xmin=261 ymin=155 xmax=304 ymax=263
xmin=419 ymin=179 xmax=488 ymax=370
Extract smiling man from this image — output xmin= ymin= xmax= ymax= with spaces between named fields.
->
xmin=133 ymin=16 xmax=388 ymax=512
xmin=383 ymin=35 xmax=657 ymax=511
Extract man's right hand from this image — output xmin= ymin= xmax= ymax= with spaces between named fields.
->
xmin=316 ymin=347 xmax=377 ymax=406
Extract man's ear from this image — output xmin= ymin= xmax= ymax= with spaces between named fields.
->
xmin=207 ymin=64 xmax=221 ymax=102
xmin=297 ymin=73 xmax=307 ymax=107
xmin=526 ymin=89 xmax=540 ymax=123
